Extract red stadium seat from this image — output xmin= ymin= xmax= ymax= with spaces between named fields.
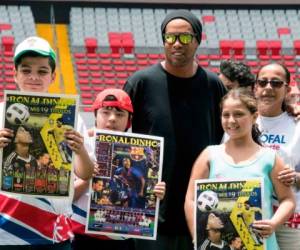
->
xmin=202 ymin=15 xmax=215 ymax=23
xmin=104 ymin=79 xmax=116 ymax=85
xmin=283 ymin=55 xmax=295 ymax=60
xmin=256 ymin=40 xmax=269 ymax=55
xmin=117 ymin=79 xmax=126 ymax=86
xmin=102 ymin=65 xmax=113 ymax=71
xmin=2 ymin=36 xmax=14 ymax=52
xmin=114 ymin=66 xmax=126 ymax=72
xmin=77 ymin=65 xmax=88 ymax=71
xmin=83 ymin=107 xmax=93 ymax=112
xmin=5 ymin=83 xmax=17 ymax=90
xmin=121 ymin=32 xmax=134 ymax=54
xmin=111 ymin=53 xmax=121 ymax=59
xmin=232 ymin=40 xmax=245 ymax=56
xmin=78 ymin=71 xmax=89 ymax=78
xmin=81 ymin=93 xmax=93 ymax=98
xmin=209 ymin=54 xmax=221 ymax=60
xmin=137 ymin=60 xmax=148 ymax=66
xmin=87 ymin=58 xmax=98 ymax=65
xmin=125 ymin=66 xmax=137 ymax=72
xmin=197 ymin=54 xmax=209 ymax=60
xmin=233 ymin=55 xmax=244 ymax=60
xmin=93 ymin=86 xmax=104 ymax=92
xmin=116 ymin=72 xmax=128 ymax=79
xmin=220 ymin=54 xmax=231 ymax=60
xmin=3 ymin=51 xmax=13 ymax=57
xmin=103 ymin=72 xmax=115 ymax=78
xmin=99 ymin=53 xmax=111 ymax=59
xmin=220 ymin=40 xmax=231 ymax=55
xmin=198 ymin=61 xmax=209 ymax=67
xmin=82 ymin=99 xmax=93 ymax=105
xmin=277 ymin=28 xmax=291 ymax=36
xmin=85 ymin=38 xmax=98 ymax=54
xmin=80 ymin=86 xmax=92 ymax=92
xmin=136 ymin=54 xmax=147 ymax=59
xmin=149 ymin=54 xmax=160 ymax=59
xmin=247 ymin=61 xmax=259 ymax=67
xmin=0 ymin=23 xmax=12 ymax=31
xmin=91 ymin=72 xmax=101 ymax=78
xmin=112 ymin=59 xmax=123 ymax=65
xmin=269 ymin=40 xmax=282 ymax=55
xmin=74 ymin=53 xmax=85 ymax=59
xmin=86 ymin=53 xmax=97 ymax=58
xmin=78 ymin=78 xmax=89 ymax=85
xmin=294 ymin=40 xmax=300 ymax=55
xmin=124 ymin=60 xmax=135 ymax=66
xmin=88 ymin=65 xmax=101 ymax=71
xmin=99 ymin=59 xmax=111 ymax=65
xmin=91 ymin=79 xmax=103 ymax=85
xmin=270 ymin=55 xmax=281 ymax=60
xmin=75 ymin=59 xmax=87 ymax=65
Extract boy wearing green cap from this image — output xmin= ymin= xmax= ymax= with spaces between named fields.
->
xmin=0 ymin=36 xmax=94 ymax=249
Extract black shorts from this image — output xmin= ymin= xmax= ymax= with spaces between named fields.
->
xmin=72 ymin=234 xmax=135 ymax=250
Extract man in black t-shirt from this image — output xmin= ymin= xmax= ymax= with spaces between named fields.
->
xmin=124 ymin=9 xmax=226 ymax=250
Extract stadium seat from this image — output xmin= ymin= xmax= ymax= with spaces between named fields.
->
xmin=294 ymin=40 xmax=300 ymax=55
xmin=85 ymin=38 xmax=97 ymax=54
xmin=2 ymin=36 xmax=14 ymax=52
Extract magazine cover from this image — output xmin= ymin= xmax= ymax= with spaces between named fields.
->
xmin=195 ymin=178 xmax=265 ymax=250
xmin=86 ymin=129 xmax=164 ymax=240
xmin=0 ymin=91 xmax=79 ymax=198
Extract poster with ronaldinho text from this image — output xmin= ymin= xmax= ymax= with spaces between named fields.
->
xmin=195 ymin=178 xmax=265 ymax=250
xmin=86 ymin=129 xmax=164 ymax=240
xmin=0 ymin=91 xmax=79 ymax=198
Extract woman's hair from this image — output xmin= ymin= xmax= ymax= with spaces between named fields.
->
xmin=220 ymin=60 xmax=255 ymax=89
xmin=220 ymin=88 xmax=262 ymax=145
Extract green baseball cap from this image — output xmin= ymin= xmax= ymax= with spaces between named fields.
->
xmin=14 ymin=36 xmax=56 ymax=63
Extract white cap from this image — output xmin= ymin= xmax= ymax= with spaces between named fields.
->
xmin=14 ymin=36 xmax=56 ymax=63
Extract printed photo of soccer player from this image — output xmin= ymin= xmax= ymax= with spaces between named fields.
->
xmin=3 ymin=126 xmax=37 ymax=193
xmin=35 ymin=152 xmax=50 ymax=193
xmin=47 ymin=117 xmax=73 ymax=164
xmin=199 ymin=213 xmax=231 ymax=250
xmin=237 ymin=200 xmax=263 ymax=246
xmin=114 ymin=156 xmax=146 ymax=209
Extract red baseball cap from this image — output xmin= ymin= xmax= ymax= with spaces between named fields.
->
xmin=92 ymin=88 xmax=133 ymax=113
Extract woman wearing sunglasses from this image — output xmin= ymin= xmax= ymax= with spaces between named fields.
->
xmin=254 ymin=63 xmax=300 ymax=250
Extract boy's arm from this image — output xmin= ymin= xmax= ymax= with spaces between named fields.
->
xmin=74 ymin=163 xmax=100 ymax=201
xmin=153 ymin=181 xmax=166 ymax=200
xmin=73 ymin=178 xmax=89 ymax=201
xmin=0 ymin=128 xmax=14 ymax=148
xmin=64 ymin=129 xmax=94 ymax=180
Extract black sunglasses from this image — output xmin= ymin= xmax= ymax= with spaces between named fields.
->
xmin=256 ymin=79 xmax=286 ymax=88
xmin=163 ymin=33 xmax=196 ymax=45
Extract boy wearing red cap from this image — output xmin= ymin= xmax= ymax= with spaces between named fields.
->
xmin=72 ymin=89 xmax=165 ymax=250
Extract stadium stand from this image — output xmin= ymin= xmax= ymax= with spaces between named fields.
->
xmin=0 ymin=5 xmax=37 ymax=99
xmin=1 ymin=5 xmax=300 ymax=111
xmin=67 ymin=7 xmax=300 ymax=111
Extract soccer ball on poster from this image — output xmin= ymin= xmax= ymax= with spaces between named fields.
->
xmin=6 ymin=103 xmax=30 ymax=125
xmin=197 ymin=190 xmax=219 ymax=212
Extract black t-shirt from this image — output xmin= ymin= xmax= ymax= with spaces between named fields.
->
xmin=124 ymin=63 xmax=226 ymax=235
